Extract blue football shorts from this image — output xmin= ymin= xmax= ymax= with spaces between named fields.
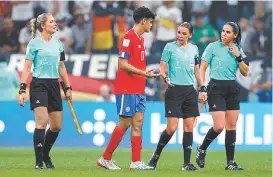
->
xmin=115 ymin=94 xmax=146 ymax=117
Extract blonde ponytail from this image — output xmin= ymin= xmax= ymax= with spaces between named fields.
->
xmin=30 ymin=13 xmax=51 ymax=38
xmin=30 ymin=18 xmax=37 ymax=38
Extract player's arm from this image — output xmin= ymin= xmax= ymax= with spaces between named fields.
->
xmin=118 ymin=36 xmax=146 ymax=76
xmin=118 ymin=58 xmax=146 ymax=77
xmin=119 ymin=37 xmax=149 ymax=78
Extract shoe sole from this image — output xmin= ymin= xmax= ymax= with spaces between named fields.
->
xmin=225 ymin=168 xmax=244 ymax=170
xmin=130 ymin=167 xmax=154 ymax=171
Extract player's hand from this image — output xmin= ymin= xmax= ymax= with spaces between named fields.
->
xmin=145 ymin=69 xmax=161 ymax=78
xmin=66 ymin=89 xmax=72 ymax=101
xmin=163 ymin=76 xmax=174 ymax=87
xmin=19 ymin=93 xmax=26 ymax=107
xmin=229 ymin=44 xmax=240 ymax=57
xmin=198 ymin=92 xmax=207 ymax=103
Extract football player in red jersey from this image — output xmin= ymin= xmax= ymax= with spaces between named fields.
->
xmin=97 ymin=6 xmax=159 ymax=170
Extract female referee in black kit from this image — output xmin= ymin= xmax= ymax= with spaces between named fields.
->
xmin=19 ymin=13 xmax=72 ymax=169
xmin=196 ymin=22 xmax=249 ymax=170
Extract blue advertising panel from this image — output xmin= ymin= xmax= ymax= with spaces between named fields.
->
xmin=0 ymin=102 xmax=271 ymax=150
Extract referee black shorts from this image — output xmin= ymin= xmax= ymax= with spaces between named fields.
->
xmin=29 ymin=77 xmax=62 ymax=112
xmin=207 ymin=79 xmax=240 ymax=112
xmin=165 ymin=85 xmax=199 ymax=119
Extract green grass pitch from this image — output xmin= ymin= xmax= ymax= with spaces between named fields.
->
xmin=0 ymin=148 xmax=271 ymax=177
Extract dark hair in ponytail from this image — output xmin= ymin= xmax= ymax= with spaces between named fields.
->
xmin=225 ymin=22 xmax=242 ymax=47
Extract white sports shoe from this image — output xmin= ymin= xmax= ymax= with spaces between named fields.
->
xmin=97 ymin=157 xmax=121 ymax=170
xmin=130 ymin=161 xmax=154 ymax=170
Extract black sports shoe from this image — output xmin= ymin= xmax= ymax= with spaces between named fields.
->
xmin=182 ymin=163 xmax=199 ymax=171
xmin=148 ymin=153 xmax=160 ymax=169
xmin=43 ymin=157 xmax=55 ymax=169
xmin=196 ymin=145 xmax=206 ymax=168
xmin=35 ymin=162 xmax=44 ymax=169
xmin=225 ymin=161 xmax=243 ymax=170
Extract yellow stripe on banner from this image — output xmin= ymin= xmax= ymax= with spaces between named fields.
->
xmin=93 ymin=30 xmax=113 ymax=50
xmin=160 ymin=18 xmax=176 ymax=30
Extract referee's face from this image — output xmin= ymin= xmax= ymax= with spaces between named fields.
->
xmin=44 ymin=14 xmax=58 ymax=34
xmin=176 ymin=26 xmax=191 ymax=45
xmin=221 ymin=25 xmax=236 ymax=44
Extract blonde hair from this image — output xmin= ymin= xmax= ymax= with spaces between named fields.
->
xmin=30 ymin=13 xmax=51 ymax=38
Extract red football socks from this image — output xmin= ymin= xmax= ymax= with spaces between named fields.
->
xmin=131 ymin=136 xmax=142 ymax=162
xmin=103 ymin=126 xmax=125 ymax=160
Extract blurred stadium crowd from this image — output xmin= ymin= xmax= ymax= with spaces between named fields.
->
xmin=0 ymin=0 xmax=272 ymax=102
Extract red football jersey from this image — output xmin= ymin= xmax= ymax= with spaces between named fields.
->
xmin=115 ymin=29 xmax=146 ymax=94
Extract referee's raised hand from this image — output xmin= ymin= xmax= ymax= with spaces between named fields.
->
xmin=145 ymin=68 xmax=161 ymax=78
xmin=228 ymin=44 xmax=240 ymax=57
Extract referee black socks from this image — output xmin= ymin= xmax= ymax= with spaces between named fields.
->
xmin=225 ymin=130 xmax=236 ymax=164
xmin=183 ymin=132 xmax=193 ymax=164
xmin=155 ymin=130 xmax=173 ymax=156
xmin=33 ymin=128 xmax=46 ymax=163
xmin=43 ymin=129 xmax=60 ymax=160
xmin=200 ymin=127 xmax=221 ymax=150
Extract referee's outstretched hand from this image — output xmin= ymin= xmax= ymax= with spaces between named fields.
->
xmin=145 ymin=69 xmax=161 ymax=78
xmin=19 ymin=93 xmax=26 ymax=107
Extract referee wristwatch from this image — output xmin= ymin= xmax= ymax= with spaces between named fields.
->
xmin=19 ymin=89 xmax=26 ymax=94
xmin=19 ymin=83 xmax=27 ymax=94
xmin=236 ymin=55 xmax=243 ymax=63
xmin=65 ymin=86 xmax=72 ymax=91
xmin=198 ymin=85 xmax=207 ymax=93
